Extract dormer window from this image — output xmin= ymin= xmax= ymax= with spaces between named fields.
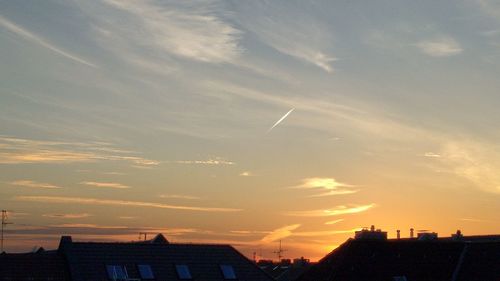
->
xmin=106 ymin=265 xmax=128 ymax=280
xmin=175 ymin=264 xmax=192 ymax=279
xmin=220 ymin=265 xmax=236 ymax=279
xmin=137 ymin=264 xmax=155 ymax=279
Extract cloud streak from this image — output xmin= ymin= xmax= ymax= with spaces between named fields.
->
xmin=43 ymin=213 xmax=91 ymax=219
xmin=15 ymin=195 xmax=242 ymax=212
xmin=0 ymin=136 xmax=158 ymax=167
xmin=286 ymin=204 xmax=376 ymax=217
xmin=0 ymin=15 xmax=97 ymax=67
xmin=80 ymin=181 xmax=130 ymax=189
xmin=10 ymin=180 xmax=62 ymax=189
xmin=159 ymin=194 xmax=201 ymax=200
xmin=260 ymin=224 xmax=301 ymax=243
xmin=172 ymin=157 xmax=235 ymax=165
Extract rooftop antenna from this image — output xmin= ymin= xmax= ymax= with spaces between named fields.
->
xmin=139 ymin=232 xmax=148 ymax=241
xmin=272 ymin=240 xmax=287 ymax=261
xmin=1 ymin=210 xmax=13 ymax=252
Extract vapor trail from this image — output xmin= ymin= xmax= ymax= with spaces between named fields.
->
xmin=267 ymin=108 xmax=295 ymax=133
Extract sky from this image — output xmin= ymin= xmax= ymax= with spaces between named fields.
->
xmin=1 ymin=0 xmax=500 ymax=261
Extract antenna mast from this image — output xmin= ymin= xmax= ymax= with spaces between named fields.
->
xmin=139 ymin=232 xmax=148 ymax=241
xmin=1 ymin=210 xmax=13 ymax=253
xmin=272 ymin=240 xmax=287 ymax=261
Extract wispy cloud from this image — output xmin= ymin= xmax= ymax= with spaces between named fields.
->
xmin=172 ymin=157 xmax=235 ymax=165
xmin=459 ymin=217 xmax=486 ymax=222
xmin=0 ymin=15 xmax=97 ymax=67
xmin=10 ymin=180 xmax=62 ymax=189
xmin=286 ymin=204 xmax=376 ymax=217
xmin=292 ymin=177 xmax=358 ymax=197
xmin=417 ymin=37 xmax=463 ymax=57
xmin=229 ymin=230 xmax=270 ymax=236
xmin=435 ymin=140 xmax=500 ymax=193
xmin=239 ymin=171 xmax=253 ymax=177
xmin=292 ymin=229 xmax=357 ymax=237
xmin=49 ymin=223 xmax=127 ymax=229
xmin=118 ymin=216 xmax=137 ymax=220
xmin=234 ymin=2 xmax=336 ymax=72
xmin=423 ymin=152 xmax=442 ymax=158
xmin=96 ymin=0 xmax=242 ymax=64
xmin=80 ymin=181 xmax=130 ymax=189
xmin=43 ymin=213 xmax=91 ymax=219
xmin=159 ymin=194 xmax=201 ymax=200
xmin=0 ymin=136 xmax=158 ymax=167
xmin=267 ymin=108 xmax=295 ymax=133
xmin=325 ymin=218 xmax=345 ymax=225
xmin=260 ymin=224 xmax=301 ymax=243
xmin=15 ymin=195 xmax=242 ymax=212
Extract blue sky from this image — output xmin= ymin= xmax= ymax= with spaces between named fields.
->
xmin=1 ymin=0 xmax=500 ymax=259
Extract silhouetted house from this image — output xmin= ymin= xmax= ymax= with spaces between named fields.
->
xmin=0 ymin=247 xmax=70 ymax=281
xmin=0 ymin=234 xmax=274 ymax=281
xmin=298 ymin=228 xmax=500 ymax=281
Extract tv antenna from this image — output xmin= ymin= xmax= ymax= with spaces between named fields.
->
xmin=1 ymin=210 xmax=13 ymax=252
xmin=139 ymin=232 xmax=148 ymax=241
xmin=272 ymin=240 xmax=287 ymax=261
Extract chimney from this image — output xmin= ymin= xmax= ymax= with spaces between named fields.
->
xmin=397 ymin=230 xmax=401 ymax=239
xmin=410 ymin=228 xmax=414 ymax=238
xmin=370 ymin=225 xmax=375 ymax=232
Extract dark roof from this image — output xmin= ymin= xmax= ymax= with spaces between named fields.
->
xmin=0 ymin=250 xmax=70 ymax=281
xmin=298 ymin=237 xmax=500 ymax=281
xmin=59 ymin=235 xmax=274 ymax=281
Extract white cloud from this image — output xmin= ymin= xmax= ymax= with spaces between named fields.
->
xmin=10 ymin=180 xmax=62 ymax=189
xmin=0 ymin=15 xmax=97 ymax=67
xmin=417 ymin=37 xmax=463 ymax=57
xmin=292 ymin=177 xmax=358 ymax=197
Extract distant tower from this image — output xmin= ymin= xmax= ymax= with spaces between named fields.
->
xmin=410 ymin=228 xmax=414 ymax=238
xmin=397 ymin=230 xmax=401 ymax=239
xmin=1 ymin=210 xmax=13 ymax=252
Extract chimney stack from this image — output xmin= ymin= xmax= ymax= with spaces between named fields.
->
xmin=410 ymin=228 xmax=414 ymax=238
xmin=397 ymin=230 xmax=401 ymax=239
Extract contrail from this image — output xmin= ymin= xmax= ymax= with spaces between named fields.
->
xmin=267 ymin=108 xmax=295 ymax=133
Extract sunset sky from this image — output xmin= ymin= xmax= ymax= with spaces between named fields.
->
xmin=1 ymin=0 xmax=500 ymax=261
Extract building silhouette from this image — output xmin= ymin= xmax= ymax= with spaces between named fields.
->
xmin=0 ymin=234 xmax=274 ymax=281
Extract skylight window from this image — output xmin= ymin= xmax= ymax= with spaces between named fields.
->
xmin=106 ymin=265 xmax=128 ymax=280
xmin=220 ymin=265 xmax=237 ymax=279
xmin=137 ymin=264 xmax=155 ymax=279
xmin=175 ymin=264 xmax=192 ymax=279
